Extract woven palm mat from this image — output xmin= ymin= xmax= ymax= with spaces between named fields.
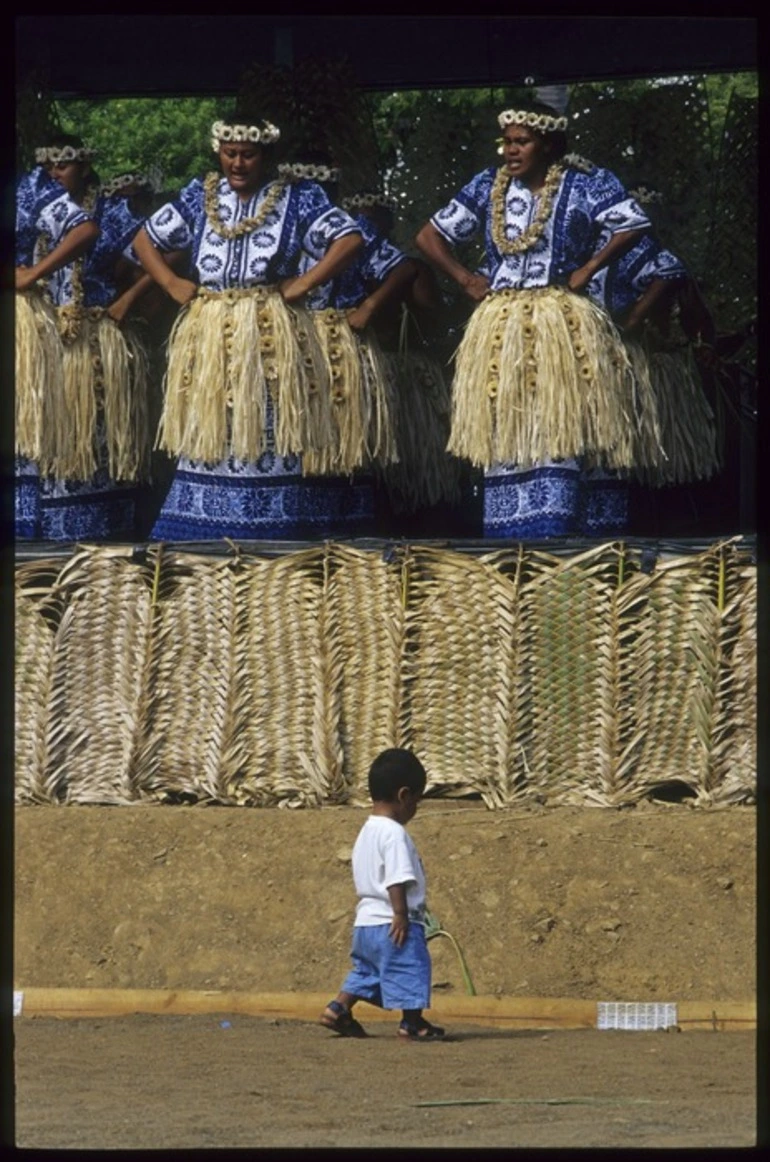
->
xmin=16 ymin=548 xmax=155 ymax=804
xmin=324 ymin=543 xmax=407 ymax=805
xmin=14 ymin=540 xmax=755 ymax=807
xmin=616 ymin=543 xmax=754 ymax=806
xmin=402 ymin=545 xmax=525 ymax=809
xmin=136 ymin=545 xmax=336 ymax=807
xmin=15 ymin=559 xmax=68 ymax=803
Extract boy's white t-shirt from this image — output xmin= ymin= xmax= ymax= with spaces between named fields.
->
xmin=351 ymin=815 xmax=426 ymax=926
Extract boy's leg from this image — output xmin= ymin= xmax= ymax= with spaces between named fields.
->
xmin=320 ymin=996 xmax=368 ymax=1038
xmin=320 ymin=928 xmax=386 ymax=1038
xmin=399 ymin=1008 xmax=445 ymax=1040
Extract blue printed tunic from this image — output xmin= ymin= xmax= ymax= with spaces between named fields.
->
xmin=44 ymin=192 xmax=145 ymax=307
xmin=16 ymin=166 xmax=93 ymax=264
xmin=144 ymin=175 xmax=360 ymax=286
xmin=302 ymin=213 xmax=407 ymax=310
xmin=588 ymin=234 xmax=687 ymax=318
xmin=430 ymin=164 xmax=650 ymax=290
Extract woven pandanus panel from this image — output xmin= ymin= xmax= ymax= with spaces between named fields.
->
xmin=618 ymin=544 xmax=733 ymax=802
xmin=29 ymin=547 xmax=155 ymax=804
xmin=707 ymin=556 xmax=756 ymax=804
xmin=324 ymin=543 xmax=407 ymax=805
xmin=14 ymin=539 xmax=756 ymax=808
xmin=403 ymin=545 xmax=524 ymax=808
xmin=15 ymin=560 xmax=65 ymax=802
xmin=132 ymin=549 xmax=239 ymax=803
xmin=516 ymin=543 xmax=632 ymax=805
xmin=226 ymin=546 xmax=337 ymax=807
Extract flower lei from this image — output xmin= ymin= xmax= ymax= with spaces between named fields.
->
xmin=203 ymin=172 xmax=287 ymax=240
xmin=211 ymin=120 xmax=281 ymax=152
xmin=278 ymin=162 xmax=340 ymax=183
xmin=490 ymin=163 xmax=565 ymax=256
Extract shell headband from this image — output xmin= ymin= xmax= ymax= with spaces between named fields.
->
xmin=278 ymin=162 xmax=340 ymax=183
xmin=342 ymin=191 xmax=397 ymax=213
xmin=497 ymin=109 xmax=568 ymax=133
xmin=211 ymin=120 xmax=281 ymax=151
xmin=35 ymin=145 xmax=97 ymax=164
xmin=101 ymin=172 xmax=152 ymax=197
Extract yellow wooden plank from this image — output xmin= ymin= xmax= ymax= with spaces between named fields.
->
xmin=15 ymin=989 xmax=755 ymax=1030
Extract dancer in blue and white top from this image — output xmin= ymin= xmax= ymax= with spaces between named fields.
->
xmin=589 ymin=227 xmax=719 ymax=488
xmin=133 ymin=111 xmax=365 ymax=541
xmin=417 ymin=101 xmax=657 ymax=539
xmin=16 ymin=156 xmax=99 ymax=528
xmin=16 ymin=134 xmax=152 ymax=541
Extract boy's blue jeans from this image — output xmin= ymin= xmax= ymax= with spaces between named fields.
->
xmin=341 ymin=922 xmax=431 ymax=1010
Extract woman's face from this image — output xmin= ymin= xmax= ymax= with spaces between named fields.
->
xmin=48 ymin=160 xmax=89 ymax=200
xmin=501 ymin=125 xmax=552 ymax=184
xmin=218 ymin=143 xmax=263 ymax=197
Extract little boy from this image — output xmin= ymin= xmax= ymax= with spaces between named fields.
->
xmin=320 ymin=747 xmax=445 ymax=1041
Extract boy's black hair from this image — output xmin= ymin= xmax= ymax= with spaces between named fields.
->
xmin=368 ymin=748 xmax=427 ymax=801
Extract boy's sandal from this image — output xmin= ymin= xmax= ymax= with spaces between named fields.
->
xmin=319 ymin=999 xmax=368 ymax=1038
xmin=398 ymin=1016 xmax=446 ymax=1041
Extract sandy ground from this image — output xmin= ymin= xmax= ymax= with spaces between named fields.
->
xmin=13 ymin=799 xmax=757 ymax=1147
xmin=13 ymin=1016 xmax=755 ymax=1149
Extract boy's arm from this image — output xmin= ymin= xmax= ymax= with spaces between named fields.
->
xmin=387 ymin=882 xmax=411 ymax=947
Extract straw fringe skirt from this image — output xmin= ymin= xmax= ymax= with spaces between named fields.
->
xmin=52 ymin=308 xmax=150 ymax=484
xmin=448 ymin=286 xmax=655 ymax=473
xmin=381 ymin=349 xmax=464 ymax=512
xmin=15 ymin=291 xmax=65 ymax=471
xmin=624 ymin=335 xmax=719 ymax=486
xmin=156 ymin=287 xmax=331 ymax=464
xmin=302 ymin=310 xmax=398 ymax=476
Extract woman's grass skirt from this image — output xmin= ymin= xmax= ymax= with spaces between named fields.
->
xmin=15 ymin=291 xmax=65 ymax=472
xmin=380 ymin=349 xmax=465 ymax=513
xmin=156 ymin=287 xmax=332 ymax=464
xmin=301 ymin=310 xmax=398 ymax=476
xmin=15 ymin=298 xmax=145 ymax=540
xmin=624 ymin=334 xmax=719 ymax=486
xmin=448 ymin=286 xmax=648 ymax=539
xmin=54 ymin=310 xmax=150 ymax=484
xmin=149 ymin=292 xmax=380 ymax=540
xmin=448 ymin=286 xmax=654 ymax=473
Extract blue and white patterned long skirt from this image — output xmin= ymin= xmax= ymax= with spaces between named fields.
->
xmin=14 ymin=455 xmax=137 ymax=542
xmin=149 ymin=449 xmax=375 ymax=542
xmin=483 ymin=459 xmax=629 ymax=539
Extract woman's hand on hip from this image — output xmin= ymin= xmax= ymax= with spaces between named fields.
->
xmin=460 ymin=272 xmax=490 ymax=303
xmin=15 ymin=266 xmax=38 ymax=292
xmin=346 ymin=300 xmax=374 ymax=331
xmin=167 ymin=275 xmax=198 ymax=306
xmin=567 ymin=264 xmax=595 ymax=293
xmin=280 ymin=275 xmax=309 ymax=305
